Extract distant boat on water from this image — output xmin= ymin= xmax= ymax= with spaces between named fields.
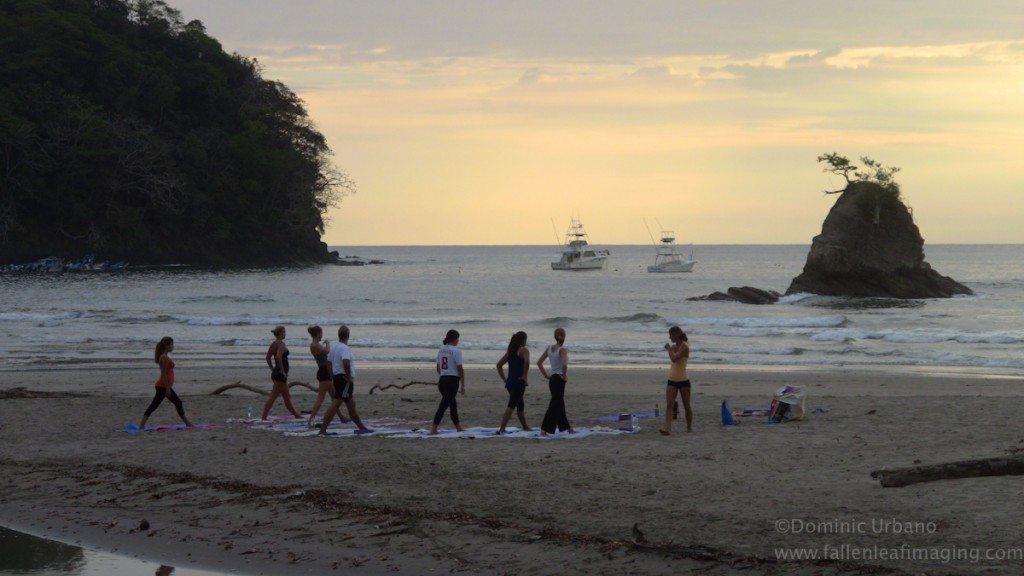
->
xmin=644 ymin=220 xmax=696 ymax=273
xmin=550 ymin=217 xmax=610 ymax=271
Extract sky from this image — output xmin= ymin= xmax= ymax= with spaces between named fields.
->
xmin=169 ymin=1 xmax=1024 ymax=246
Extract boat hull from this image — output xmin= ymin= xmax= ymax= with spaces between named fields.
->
xmin=647 ymin=260 xmax=695 ymax=273
xmin=552 ymin=256 xmax=608 ymax=270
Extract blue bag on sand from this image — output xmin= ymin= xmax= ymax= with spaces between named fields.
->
xmin=721 ymin=400 xmax=736 ymax=426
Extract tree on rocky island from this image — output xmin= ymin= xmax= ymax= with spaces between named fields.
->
xmin=0 ymin=0 xmax=355 ymax=265
xmin=787 ymin=153 xmax=971 ymax=299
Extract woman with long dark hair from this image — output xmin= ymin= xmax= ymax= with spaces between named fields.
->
xmin=138 ymin=337 xmax=193 ymax=429
xmin=496 ymin=331 xmax=531 ymax=434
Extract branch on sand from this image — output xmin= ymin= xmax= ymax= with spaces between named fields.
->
xmin=367 ymin=381 xmax=434 ymax=395
xmin=210 ymin=381 xmax=317 ymax=396
xmin=871 ymin=456 xmax=1024 ymax=487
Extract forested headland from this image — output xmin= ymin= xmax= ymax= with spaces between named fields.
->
xmin=0 ymin=0 xmax=354 ymax=265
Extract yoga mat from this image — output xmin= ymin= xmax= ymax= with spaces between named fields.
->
xmin=591 ymin=411 xmax=657 ymax=421
xmin=120 ymin=423 xmax=222 ymax=433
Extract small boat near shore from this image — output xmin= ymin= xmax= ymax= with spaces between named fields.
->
xmin=1 ymin=254 xmax=128 ymax=273
xmin=647 ymin=230 xmax=696 ymax=273
xmin=551 ymin=217 xmax=610 ymax=271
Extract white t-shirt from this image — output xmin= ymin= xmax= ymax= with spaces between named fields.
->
xmin=437 ymin=344 xmax=462 ymax=377
xmin=327 ymin=341 xmax=355 ymax=378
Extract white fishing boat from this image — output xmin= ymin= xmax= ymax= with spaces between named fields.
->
xmin=647 ymin=230 xmax=696 ymax=273
xmin=551 ymin=218 xmax=610 ymax=271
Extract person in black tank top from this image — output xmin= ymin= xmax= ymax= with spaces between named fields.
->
xmin=496 ymin=331 xmax=532 ymax=434
xmin=261 ymin=326 xmax=303 ymax=420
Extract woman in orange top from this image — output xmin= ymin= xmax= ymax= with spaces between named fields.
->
xmin=139 ymin=336 xmax=193 ymax=429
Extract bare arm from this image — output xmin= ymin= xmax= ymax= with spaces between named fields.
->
xmin=457 ymin=365 xmax=466 ymax=395
xmin=536 ymin=348 xmax=550 ymax=379
xmin=666 ymin=342 xmax=689 ymax=362
xmin=496 ymin=352 xmax=509 ymax=382
xmin=158 ymin=354 xmax=172 ymax=388
xmin=276 ymin=343 xmax=288 ymax=376
xmin=266 ymin=342 xmax=276 ymax=369
xmin=560 ymin=347 xmax=568 ymax=381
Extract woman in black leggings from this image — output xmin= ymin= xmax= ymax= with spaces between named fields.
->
xmin=430 ymin=329 xmax=466 ymax=434
xmin=139 ymin=337 xmax=193 ymax=429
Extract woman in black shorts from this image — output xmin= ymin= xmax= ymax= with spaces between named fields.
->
xmin=261 ymin=326 xmax=302 ymax=420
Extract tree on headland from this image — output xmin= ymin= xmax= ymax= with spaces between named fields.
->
xmin=0 ymin=0 xmax=355 ymax=265
xmin=817 ymin=152 xmax=901 ymax=225
xmin=817 ymin=152 xmax=901 ymax=198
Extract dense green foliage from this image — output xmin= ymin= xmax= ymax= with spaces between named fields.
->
xmin=818 ymin=152 xmax=903 ymax=226
xmin=0 ymin=0 xmax=353 ymax=265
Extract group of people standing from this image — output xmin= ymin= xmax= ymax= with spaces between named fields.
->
xmin=138 ymin=324 xmax=695 ymax=438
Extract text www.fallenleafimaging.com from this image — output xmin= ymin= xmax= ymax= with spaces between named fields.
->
xmin=773 ymin=518 xmax=1023 ymax=564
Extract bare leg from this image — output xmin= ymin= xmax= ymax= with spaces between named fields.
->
xmin=139 ymin=414 xmax=149 ymax=429
xmin=307 ymin=382 xmax=332 ymax=427
xmin=661 ymin=386 xmax=676 ymax=435
xmin=682 ymin=387 xmax=693 ymax=432
xmin=516 ymin=410 xmax=531 ymax=431
xmin=261 ymin=385 xmax=281 ymax=420
xmin=344 ymin=400 xmax=369 ymax=431
xmin=280 ymin=385 xmax=302 ymax=418
xmin=319 ymin=399 xmax=344 ymax=435
xmin=498 ymin=407 xmax=514 ymax=433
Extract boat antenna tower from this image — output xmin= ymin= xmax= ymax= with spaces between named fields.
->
xmin=642 ymin=218 xmax=658 ymax=246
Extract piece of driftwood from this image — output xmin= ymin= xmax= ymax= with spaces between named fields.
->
xmin=368 ymin=381 xmax=433 ymax=394
xmin=870 ymin=456 xmax=1024 ymax=487
xmin=210 ymin=381 xmax=316 ymax=396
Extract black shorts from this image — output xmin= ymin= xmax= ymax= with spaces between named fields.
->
xmin=271 ymin=369 xmax=287 ymax=383
xmin=667 ymin=379 xmax=691 ymax=389
xmin=332 ymin=373 xmax=354 ymax=400
xmin=316 ymin=365 xmax=331 ymax=382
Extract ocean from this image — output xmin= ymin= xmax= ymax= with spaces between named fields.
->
xmin=2 ymin=244 xmax=1023 ymax=380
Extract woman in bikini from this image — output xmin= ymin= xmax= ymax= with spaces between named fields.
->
xmin=261 ymin=326 xmax=302 ymax=421
xmin=306 ymin=325 xmax=346 ymax=428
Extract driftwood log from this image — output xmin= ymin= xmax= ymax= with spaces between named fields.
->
xmin=870 ymin=456 xmax=1024 ymax=488
xmin=368 ymin=381 xmax=434 ymax=394
xmin=210 ymin=381 xmax=317 ymax=396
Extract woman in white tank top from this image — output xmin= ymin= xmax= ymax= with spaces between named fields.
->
xmin=537 ymin=327 xmax=574 ymax=435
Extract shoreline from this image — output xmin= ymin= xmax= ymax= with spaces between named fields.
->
xmin=3 ymin=366 xmax=1024 ymax=575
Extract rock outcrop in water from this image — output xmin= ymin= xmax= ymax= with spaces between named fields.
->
xmin=688 ymin=286 xmax=780 ymax=305
xmin=786 ymin=182 xmax=972 ymax=298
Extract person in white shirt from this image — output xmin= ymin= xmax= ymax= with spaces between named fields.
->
xmin=319 ymin=325 xmax=369 ymax=434
xmin=430 ymin=329 xmax=466 ymax=434
xmin=537 ymin=327 xmax=574 ymax=435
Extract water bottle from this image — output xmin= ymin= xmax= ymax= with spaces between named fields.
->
xmin=631 ymin=414 xmax=640 ymax=432
xmin=246 ymin=405 xmax=253 ymax=419
xmin=655 ymin=404 xmax=660 ymax=417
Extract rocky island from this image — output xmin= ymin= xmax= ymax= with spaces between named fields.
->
xmin=787 ymin=155 xmax=972 ymax=298
xmin=693 ymin=154 xmax=972 ymax=303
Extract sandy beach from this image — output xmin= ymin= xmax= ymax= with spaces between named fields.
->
xmin=2 ymin=364 xmax=1023 ymax=575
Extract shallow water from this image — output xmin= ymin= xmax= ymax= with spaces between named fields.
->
xmin=2 ymin=244 xmax=1023 ymax=383
xmin=0 ymin=526 xmax=234 ymax=576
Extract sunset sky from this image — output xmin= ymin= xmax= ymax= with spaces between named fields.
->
xmin=171 ymin=1 xmax=1024 ymax=246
